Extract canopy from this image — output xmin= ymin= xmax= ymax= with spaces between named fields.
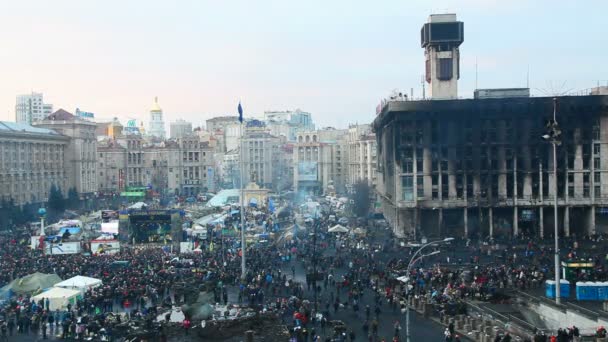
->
xmin=58 ymin=227 xmax=81 ymax=236
xmin=129 ymin=202 xmax=148 ymax=209
xmin=328 ymin=224 xmax=349 ymax=233
xmin=0 ymin=272 xmax=62 ymax=297
xmin=32 ymin=287 xmax=81 ymax=311
xmin=55 ymin=276 xmax=102 ymax=291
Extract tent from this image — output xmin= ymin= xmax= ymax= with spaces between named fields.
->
xmin=353 ymin=227 xmax=367 ymax=235
xmin=55 ymin=276 xmax=102 ymax=292
xmin=328 ymin=225 xmax=349 ymax=233
xmin=32 ymin=287 xmax=82 ymax=311
xmin=0 ymin=272 xmax=62 ymax=298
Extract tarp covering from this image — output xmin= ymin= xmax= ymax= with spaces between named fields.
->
xmin=206 ymin=189 xmax=240 ymax=207
xmin=32 ymin=287 xmax=81 ymax=311
xmin=0 ymin=272 xmax=62 ymax=297
xmin=128 ymin=202 xmax=148 ymax=209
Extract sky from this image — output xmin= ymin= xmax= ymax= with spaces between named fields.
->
xmin=0 ymin=0 xmax=606 ymax=129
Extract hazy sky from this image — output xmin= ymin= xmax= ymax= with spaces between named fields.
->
xmin=0 ymin=0 xmax=606 ymax=129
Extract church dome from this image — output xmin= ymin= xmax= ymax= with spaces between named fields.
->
xmin=150 ymin=96 xmax=162 ymax=112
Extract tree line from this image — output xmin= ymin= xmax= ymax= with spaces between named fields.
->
xmin=0 ymin=184 xmax=80 ymax=229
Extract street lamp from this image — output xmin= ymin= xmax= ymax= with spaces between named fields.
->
xmin=404 ymin=237 xmax=453 ymax=342
xmin=542 ymin=98 xmax=562 ymax=305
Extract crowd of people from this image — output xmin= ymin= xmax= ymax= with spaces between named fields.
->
xmin=1 ymin=197 xmax=608 ymax=341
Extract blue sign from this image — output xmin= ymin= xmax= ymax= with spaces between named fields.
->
xmin=75 ymin=108 xmax=94 ymax=119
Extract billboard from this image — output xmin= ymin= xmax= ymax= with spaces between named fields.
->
xmin=45 ymin=242 xmax=81 ymax=255
xmin=91 ymin=240 xmax=120 ymax=255
xmin=298 ymin=161 xmax=318 ymax=181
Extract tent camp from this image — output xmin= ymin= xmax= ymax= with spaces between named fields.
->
xmin=0 ymin=272 xmax=62 ymax=298
xmin=55 ymin=276 xmax=102 ymax=292
xmin=328 ymin=224 xmax=349 ymax=233
xmin=32 ymin=287 xmax=82 ymax=311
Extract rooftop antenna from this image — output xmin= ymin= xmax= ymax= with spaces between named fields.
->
xmin=421 ymin=75 xmax=426 ymax=100
xmin=526 ymin=65 xmax=530 ymax=88
xmin=535 ymin=80 xmax=572 ymax=97
xmin=475 ymin=57 xmax=478 ymax=90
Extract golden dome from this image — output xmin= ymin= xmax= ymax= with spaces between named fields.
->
xmin=150 ymin=96 xmax=162 ymax=112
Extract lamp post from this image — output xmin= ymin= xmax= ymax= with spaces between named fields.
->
xmin=38 ymin=207 xmax=47 ymax=236
xmin=404 ymin=237 xmax=454 ymax=342
xmin=542 ymin=98 xmax=562 ymax=305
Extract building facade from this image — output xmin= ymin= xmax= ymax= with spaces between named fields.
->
xmin=347 ymin=124 xmax=377 ymax=189
xmin=241 ymin=123 xmax=281 ymax=189
xmin=373 ymin=95 xmax=608 ymax=239
xmin=167 ymin=137 xmax=215 ymax=196
xmin=35 ymin=109 xmax=97 ymax=196
xmin=293 ymin=128 xmax=348 ymax=195
xmin=0 ymin=122 xmax=69 ymax=206
xmin=15 ymin=92 xmax=53 ymax=124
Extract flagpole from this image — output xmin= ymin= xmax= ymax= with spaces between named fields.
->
xmin=239 ymin=106 xmax=246 ymax=281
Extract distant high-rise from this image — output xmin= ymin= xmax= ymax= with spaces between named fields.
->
xmin=421 ymin=14 xmax=464 ymax=99
xmin=170 ymin=119 xmax=193 ymax=139
xmin=15 ymin=92 xmax=53 ymax=124
xmin=263 ymin=109 xmax=315 ymax=141
xmin=148 ymin=97 xmax=166 ymax=139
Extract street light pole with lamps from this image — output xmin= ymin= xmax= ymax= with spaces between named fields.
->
xmin=542 ymin=98 xmax=562 ymax=305
xmin=403 ymin=237 xmax=454 ymax=342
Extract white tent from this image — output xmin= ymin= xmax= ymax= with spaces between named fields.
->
xmin=55 ymin=276 xmax=102 ymax=292
xmin=328 ymin=224 xmax=349 ymax=233
xmin=32 ymin=287 xmax=82 ymax=311
xmin=129 ymin=202 xmax=148 ymax=210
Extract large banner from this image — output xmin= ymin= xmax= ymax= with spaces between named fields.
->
xmin=298 ymin=161 xmax=318 ymax=181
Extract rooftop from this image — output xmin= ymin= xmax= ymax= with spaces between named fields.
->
xmin=46 ymin=109 xmax=76 ymax=121
xmin=0 ymin=121 xmax=60 ymax=135
xmin=373 ymin=95 xmax=608 ymax=130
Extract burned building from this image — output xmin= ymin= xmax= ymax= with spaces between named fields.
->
xmin=373 ymin=95 xmax=608 ymax=239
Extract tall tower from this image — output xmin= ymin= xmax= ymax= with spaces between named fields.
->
xmin=148 ymin=96 xmax=166 ymax=139
xmin=421 ymin=14 xmax=464 ymax=100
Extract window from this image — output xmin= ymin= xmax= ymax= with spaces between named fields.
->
xmin=437 ymin=58 xmax=453 ymax=80
xmin=401 ymin=176 xmax=414 ymax=201
xmin=594 ymin=144 xmax=601 ymax=155
xmin=595 ymin=157 xmax=601 ymax=169
xmin=402 ymin=160 xmax=413 ymax=173
xmin=595 ymin=172 xmax=601 ymax=183
xmin=417 ymin=175 xmax=424 ymax=198
xmin=595 ymin=185 xmax=601 ymax=198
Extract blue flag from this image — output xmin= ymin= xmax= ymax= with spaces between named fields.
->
xmin=238 ymin=102 xmax=243 ymax=123
xmin=268 ymin=198 xmax=275 ymax=214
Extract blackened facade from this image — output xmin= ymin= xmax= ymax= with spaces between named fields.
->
xmin=373 ymin=95 xmax=608 ymax=239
